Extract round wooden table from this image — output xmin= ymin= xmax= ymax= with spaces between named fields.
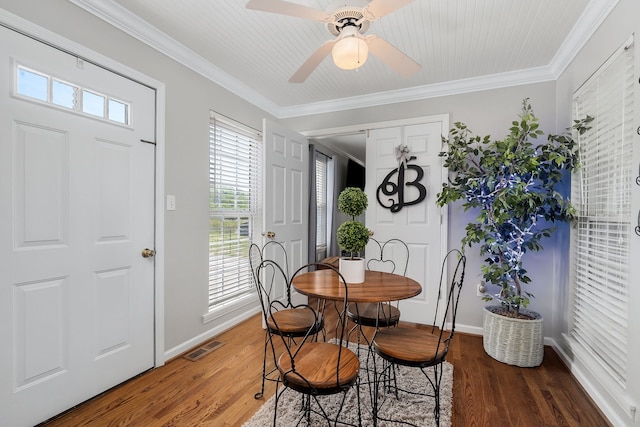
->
xmin=292 ymin=269 xmax=422 ymax=303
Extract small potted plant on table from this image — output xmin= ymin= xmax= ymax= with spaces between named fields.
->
xmin=336 ymin=187 xmax=370 ymax=284
xmin=436 ymin=99 xmax=592 ymax=367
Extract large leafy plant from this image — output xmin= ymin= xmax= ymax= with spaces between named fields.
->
xmin=436 ymin=99 xmax=592 ymax=316
xmin=336 ymin=187 xmax=370 ymax=259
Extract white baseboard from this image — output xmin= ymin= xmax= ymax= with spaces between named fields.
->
xmin=454 ymin=323 xmax=483 ymax=336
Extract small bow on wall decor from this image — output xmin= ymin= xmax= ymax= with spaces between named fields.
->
xmin=396 ymin=144 xmax=410 ymax=169
xmin=376 ymin=144 xmax=427 ymax=212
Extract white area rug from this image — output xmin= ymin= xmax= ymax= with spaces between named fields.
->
xmin=243 ymin=343 xmax=453 ymax=426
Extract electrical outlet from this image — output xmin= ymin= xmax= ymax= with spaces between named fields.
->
xmin=476 ymin=282 xmax=485 ymax=297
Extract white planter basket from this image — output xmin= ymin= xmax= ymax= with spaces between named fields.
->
xmin=483 ymin=306 xmax=544 ymax=367
xmin=339 ymin=258 xmax=365 ymax=284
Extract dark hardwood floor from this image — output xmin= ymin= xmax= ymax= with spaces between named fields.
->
xmin=40 ymin=312 xmax=611 ymax=427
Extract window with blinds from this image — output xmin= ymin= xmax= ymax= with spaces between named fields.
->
xmin=209 ymin=113 xmax=262 ymax=310
xmin=316 ymin=153 xmax=329 ymax=259
xmin=570 ymin=38 xmax=633 ymax=389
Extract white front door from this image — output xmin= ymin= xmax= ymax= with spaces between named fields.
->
xmin=0 ymin=27 xmax=156 ymax=426
xmin=366 ymin=119 xmax=448 ymax=324
xmin=262 ymin=119 xmax=309 ymax=302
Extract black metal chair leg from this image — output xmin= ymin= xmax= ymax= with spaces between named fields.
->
xmin=433 ymin=365 xmax=442 ymax=427
xmin=254 ymin=331 xmax=270 ymax=399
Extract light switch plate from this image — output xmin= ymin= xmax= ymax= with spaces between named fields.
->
xmin=167 ymin=195 xmax=176 ymax=211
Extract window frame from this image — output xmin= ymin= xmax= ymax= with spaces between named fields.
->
xmin=315 ymin=152 xmax=329 ymax=260
xmin=206 ymin=112 xmax=262 ymax=318
xmin=566 ymin=35 xmax=634 ymax=415
xmin=14 ymin=63 xmax=131 ymax=126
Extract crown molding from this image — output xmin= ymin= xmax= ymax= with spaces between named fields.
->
xmin=278 ymin=66 xmax=556 ymax=118
xmin=67 ymin=0 xmax=616 ymax=119
xmin=548 ymin=0 xmax=620 ymax=78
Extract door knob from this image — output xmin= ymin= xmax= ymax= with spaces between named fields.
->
xmin=262 ymin=231 xmax=276 ymax=238
xmin=141 ymin=248 xmax=156 ymax=258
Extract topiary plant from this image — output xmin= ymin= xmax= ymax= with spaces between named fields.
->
xmin=336 ymin=187 xmax=370 ymax=259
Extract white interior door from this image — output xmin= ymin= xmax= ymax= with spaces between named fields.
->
xmin=0 ymin=27 xmax=156 ymax=426
xmin=262 ymin=119 xmax=309 ymax=303
xmin=365 ymin=119 xmax=448 ymax=324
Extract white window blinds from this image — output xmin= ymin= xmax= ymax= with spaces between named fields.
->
xmin=570 ymin=38 xmax=634 ymax=388
xmin=209 ymin=113 xmax=262 ymax=309
xmin=316 ymin=153 xmax=329 ymax=250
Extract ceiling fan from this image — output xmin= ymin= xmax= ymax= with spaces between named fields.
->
xmin=245 ymin=0 xmax=421 ymax=83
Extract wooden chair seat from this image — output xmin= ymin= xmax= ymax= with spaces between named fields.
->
xmin=267 ymin=308 xmax=320 ymax=335
xmin=277 ymin=342 xmax=360 ymax=395
xmin=347 ymin=302 xmax=400 ymax=327
xmin=373 ymin=326 xmax=450 ymax=367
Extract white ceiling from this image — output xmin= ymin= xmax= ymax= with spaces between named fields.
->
xmin=70 ymin=0 xmax=617 ymax=122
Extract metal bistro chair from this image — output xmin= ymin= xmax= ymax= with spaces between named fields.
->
xmin=347 ymin=238 xmax=409 ymax=348
xmin=269 ymin=262 xmax=361 ymax=426
xmin=372 ymin=249 xmax=466 ymax=427
xmin=250 ymin=242 xmax=325 ymax=400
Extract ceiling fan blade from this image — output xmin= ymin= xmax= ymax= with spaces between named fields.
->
xmin=365 ymin=35 xmax=421 ymax=78
xmin=245 ymin=0 xmax=330 ymax=22
xmin=289 ymin=39 xmax=336 ymax=83
xmin=363 ymin=0 xmax=415 ymax=21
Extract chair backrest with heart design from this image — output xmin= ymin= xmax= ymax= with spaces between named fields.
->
xmin=366 ymin=238 xmax=409 ymax=276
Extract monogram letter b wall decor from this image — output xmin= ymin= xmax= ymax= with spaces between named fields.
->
xmin=376 ymin=145 xmax=427 ymax=212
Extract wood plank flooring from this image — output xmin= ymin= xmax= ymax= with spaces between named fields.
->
xmin=40 ymin=313 xmax=611 ymax=427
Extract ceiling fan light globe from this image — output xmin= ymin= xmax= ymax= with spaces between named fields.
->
xmin=332 ymin=35 xmax=368 ymax=70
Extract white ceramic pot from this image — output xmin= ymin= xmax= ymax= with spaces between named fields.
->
xmin=338 ymin=258 xmax=365 ymax=284
xmin=483 ymin=305 xmax=544 ymax=367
